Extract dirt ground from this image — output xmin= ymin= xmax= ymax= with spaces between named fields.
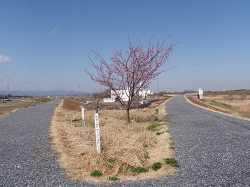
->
xmin=0 ymin=99 xmax=38 ymax=118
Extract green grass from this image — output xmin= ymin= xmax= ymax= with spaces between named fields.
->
xmin=154 ymin=118 xmax=167 ymax=122
xmin=165 ymin=158 xmax=180 ymax=168
xmin=151 ymin=162 xmax=162 ymax=171
xmin=156 ymin=132 xmax=164 ymax=135
xmin=108 ymin=176 xmax=119 ymax=181
xmin=155 ymin=109 xmax=159 ymax=114
xmin=90 ymin=170 xmax=103 ymax=177
xmin=144 ymin=152 xmax=150 ymax=159
xmin=146 ymin=124 xmax=164 ymax=131
xmin=130 ymin=166 xmax=149 ymax=173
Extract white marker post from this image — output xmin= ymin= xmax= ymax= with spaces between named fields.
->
xmin=198 ymin=88 xmax=203 ymax=100
xmin=82 ymin=108 xmax=86 ymax=140
xmin=94 ymin=113 xmax=101 ymax=154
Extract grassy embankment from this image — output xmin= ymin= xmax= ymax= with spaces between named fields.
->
xmin=185 ymin=90 xmax=250 ymax=120
xmin=0 ymin=98 xmax=53 ymax=118
xmin=50 ymin=98 xmax=179 ymax=184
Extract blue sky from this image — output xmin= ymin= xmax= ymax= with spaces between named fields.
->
xmin=0 ymin=0 xmax=249 ymax=93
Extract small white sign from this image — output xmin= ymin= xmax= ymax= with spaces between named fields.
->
xmin=82 ymin=108 xmax=86 ymax=140
xmin=94 ymin=113 xmax=101 ymax=154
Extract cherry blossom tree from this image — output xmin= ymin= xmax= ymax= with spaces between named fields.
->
xmin=85 ymin=36 xmax=178 ymax=123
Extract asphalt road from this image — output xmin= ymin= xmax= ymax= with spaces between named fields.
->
xmin=1 ymin=96 xmax=250 ymax=186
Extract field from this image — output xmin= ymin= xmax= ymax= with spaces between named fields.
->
xmin=50 ymin=98 xmax=178 ymax=184
xmin=0 ymin=98 xmax=53 ymax=118
xmin=186 ymin=90 xmax=250 ymax=120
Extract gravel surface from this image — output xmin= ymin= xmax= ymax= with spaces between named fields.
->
xmin=1 ymin=96 xmax=250 ymax=186
xmin=0 ymin=100 xmax=83 ymax=186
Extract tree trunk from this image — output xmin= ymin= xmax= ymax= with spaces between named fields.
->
xmin=126 ymin=108 xmax=130 ymax=123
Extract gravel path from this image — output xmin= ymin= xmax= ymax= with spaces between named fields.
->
xmin=1 ymin=96 xmax=250 ymax=186
xmin=0 ymin=100 xmax=82 ymax=186
xmin=163 ymin=95 xmax=250 ymax=186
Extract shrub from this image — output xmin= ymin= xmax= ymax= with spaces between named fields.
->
xmin=151 ymin=162 xmax=162 ymax=171
xmin=90 ymin=170 xmax=103 ymax=177
xmin=165 ymin=158 xmax=180 ymax=168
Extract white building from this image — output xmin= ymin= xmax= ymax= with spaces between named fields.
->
xmin=103 ymin=89 xmax=151 ymax=102
xmin=111 ymin=89 xmax=129 ymax=102
xmin=139 ymin=90 xmax=151 ymax=99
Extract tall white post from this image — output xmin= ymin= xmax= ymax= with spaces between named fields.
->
xmin=94 ymin=113 xmax=101 ymax=154
xmin=82 ymin=108 xmax=86 ymax=140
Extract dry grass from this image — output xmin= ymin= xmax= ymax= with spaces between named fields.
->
xmin=0 ymin=99 xmax=36 ymax=118
xmin=50 ymin=99 xmax=176 ymax=183
xmin=33 ymin=98 xmax=52 ymax=104
xmin=0 ymin=98 xmax=54 ymax=118
xmin=203 ymin=95 xmax=250 ymax=113
xmin=62 ymin=99 xmax=81 ymax=112
xmin=186 ymin=95 xmax=250 ymax=121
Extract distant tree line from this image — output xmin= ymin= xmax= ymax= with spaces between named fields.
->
xmin=0 ymin=94 xmax=30 ymax=99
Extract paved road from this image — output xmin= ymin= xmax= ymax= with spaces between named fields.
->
xmin=1 ymin=96 xmax=250 ymax=186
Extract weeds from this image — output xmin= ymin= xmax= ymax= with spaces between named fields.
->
xmin=146 ymin=124 xmax=163 ymax=131
xmin=165 ymin=158 xmax=180 ymax=168
xmin=156 ymin=132 xmax=164 ymax=135
xmin=90 ymin=170 xmax=103 ymax=177
xmin=151 ymin=162 xmax=162 ymax=171
xmin=108 ymin=176 xmax=119 ymax=181
xmin=130 ymin=166 xmax=149 ymax=173
xmin=144 ymin=152 xmax=150 ymax=159
xmin=155 ymin=109 xmax=159 ymax=114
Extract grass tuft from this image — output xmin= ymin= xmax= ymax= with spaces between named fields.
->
xmin=165 ymin=158 xmax=180 ymax=168
xmin=90 ymin=170 xmax=103 ymax=177
xmin=108 ymin=176 xmax=119 ymax=181
xmin=130 ymin=166 xmax=149 ymax=173
xmin=151 ymin=162 xmax=162 ymax=171
xmin=155 ymin=109 xmax=159 ymax=114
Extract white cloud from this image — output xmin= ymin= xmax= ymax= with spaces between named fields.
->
xmin=49 ymin=27 xmax=60 ymax=34
xmin=6 ymin=65 xmax=14 ymax=69
xmin=19 ymin=67 xmax=27 ymax=70
xmin=0 ymin=55 xmax=12 ymax=63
